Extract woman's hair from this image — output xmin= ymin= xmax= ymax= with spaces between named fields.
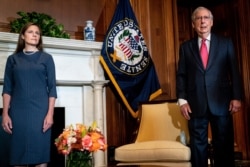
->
xmin=191 ymin=6 xmax=213 ymax=22
xmin=14 ymin=22 xmax=44 ymax=54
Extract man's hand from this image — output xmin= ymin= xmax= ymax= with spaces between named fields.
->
xmin=180 ymin=103 xmax=192 ymax=120
xmin=229 ymin=100 xmax=241 ymax=114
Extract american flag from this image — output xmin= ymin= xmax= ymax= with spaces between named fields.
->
xmin=119 ymin=36 xmax=132 ymax=59
xmin=119 ymin=35 xmax=139 ymax=59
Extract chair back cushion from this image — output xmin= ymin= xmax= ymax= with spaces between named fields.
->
xmin=135 ymin=101 xmax=189 ymax=143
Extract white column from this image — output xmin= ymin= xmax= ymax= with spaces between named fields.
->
xmin=92 ymin=81 xmax=108 ymax=167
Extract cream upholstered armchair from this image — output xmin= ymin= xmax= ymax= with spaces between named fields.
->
xmin=115 ymin=101 xmax=191 ymax=167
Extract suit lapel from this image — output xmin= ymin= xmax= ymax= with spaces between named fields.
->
xmin=206 ymin=33 xmax=218 ymax=69
xmin=189 ymin=38 xmax=204 ymax=70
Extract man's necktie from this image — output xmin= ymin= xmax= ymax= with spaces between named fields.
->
xmin=200 ymin=39 xmax=208 ymax=68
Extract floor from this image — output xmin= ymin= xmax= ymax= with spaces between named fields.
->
xmin=110 ymin=160 xmax=250 ymax=167
xmin=207 ymin=160 xmax=250 ymax=167
xmin=234 ymin=160 xmax=250 ymax=167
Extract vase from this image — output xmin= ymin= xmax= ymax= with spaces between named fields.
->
xmin=84 ymin=20 xmax=95 ymax=41
xmin=66 ymin=150 xmax=93 ymax=167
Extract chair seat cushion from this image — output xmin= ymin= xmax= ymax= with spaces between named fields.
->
xmin=115 ymin=140 xmax=191 ymax=162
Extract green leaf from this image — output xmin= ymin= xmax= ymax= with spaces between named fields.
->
xmin=66 ymin=150 xmax=92 ymax=167
xmin=9 ymin=11 xmax=70 ymax=39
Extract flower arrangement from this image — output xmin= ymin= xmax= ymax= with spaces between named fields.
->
xmin=55 ymin=122 xmax=107 ymax=167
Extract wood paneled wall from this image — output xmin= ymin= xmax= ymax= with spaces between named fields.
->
xmin=236 ymin=0 xmax=250 ymax=159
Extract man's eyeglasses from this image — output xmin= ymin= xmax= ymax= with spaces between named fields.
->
xmin=194 ymin=16 xmax=211 ymax=21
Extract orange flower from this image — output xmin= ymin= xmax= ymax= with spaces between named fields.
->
xmin=91 ymin=132 xmax=102 ymax=141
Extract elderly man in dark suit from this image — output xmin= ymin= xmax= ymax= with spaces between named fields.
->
xmin=176 ymin=6 xmax=242 ymax=167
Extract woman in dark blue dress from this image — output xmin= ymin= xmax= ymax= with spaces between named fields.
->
xmin=1 ymin=23 xmax=57 ymax=167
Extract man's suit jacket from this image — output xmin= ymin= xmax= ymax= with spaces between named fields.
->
xmin=176 ymin=33 xmax=242 ymax=117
